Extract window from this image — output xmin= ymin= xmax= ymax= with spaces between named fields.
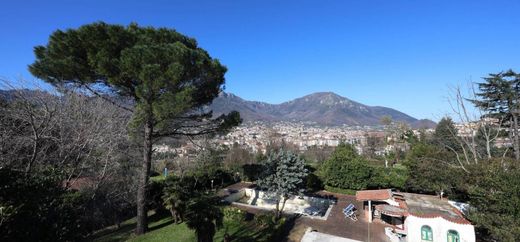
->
xmin=421 ymin=225 xmax=433 ymax=241
xmin=447 ymin=230 xmax=460 ymax=242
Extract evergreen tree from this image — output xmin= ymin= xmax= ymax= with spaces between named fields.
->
xmin=471 ymin=70 xmax=520 ymax=160
xmin=468 ymin=160 xmax=520 ymax=241
xmin=256 ymin=150 xmax=308 ymax=219
xmin=433 ymin=117 xmax=460 ymax=151
xmin=28 ymin=22 xmax=241 ymax=234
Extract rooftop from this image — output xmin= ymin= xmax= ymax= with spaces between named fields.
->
xmin=356 ymin=189 xmax=471 ymax=225
xmin=399 ymin=192 xmax=471 ymax=224
xmin=355 ymin=189 xmax=392 ymax=201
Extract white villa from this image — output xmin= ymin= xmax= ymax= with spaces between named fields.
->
xmin=356 ymin=189 xmax=475 ymax=242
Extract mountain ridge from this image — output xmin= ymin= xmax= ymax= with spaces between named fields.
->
xmin=0 ymin=89 xmax=436 ymax=128
xmin=210 ymin=91 xmax=436 ymax=128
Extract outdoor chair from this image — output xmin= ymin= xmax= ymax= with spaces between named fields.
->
xmin=343 ymin=203 xmax=358 ymax=221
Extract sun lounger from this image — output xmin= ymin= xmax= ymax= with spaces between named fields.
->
xmin=343 ymin=203 xmax=358 ymax=221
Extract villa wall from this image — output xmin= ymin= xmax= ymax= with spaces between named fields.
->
xmin=405 ymin=216 xmax=475 ymax=242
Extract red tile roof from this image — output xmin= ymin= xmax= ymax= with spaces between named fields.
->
xmin=356 ymin=189 xmax=392 ymax=201
xmin=408 ymin=212 xmax=472 ymax=225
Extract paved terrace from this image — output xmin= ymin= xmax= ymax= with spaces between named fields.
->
xmin=222 ymin=183 xmax=389 ymax=242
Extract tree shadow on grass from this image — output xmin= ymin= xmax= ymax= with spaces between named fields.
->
xmin=90 ymin=212 xmax=171 ymax=242
xmin=147 ymin=218 xmax=175 ymax=232
xmin=279 ymin=214 xmax=300 ymax=242
xmin=224 ymin=214 xmax=299 ymax=242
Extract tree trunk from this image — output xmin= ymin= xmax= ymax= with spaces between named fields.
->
xmin=136 ymin=117 xmax=153 ymax=235
xmin=275 ymin=198 xmax=281 ymax=219
xmin=26 ymin=126 xmax=39 ymax=174
xmin=513 ymin=114 xmax=520 ymax=160
xmin=278 ymin=196 xmax=288 ymax=220
xmin=484 ymin=125 xmax=492 ymax=159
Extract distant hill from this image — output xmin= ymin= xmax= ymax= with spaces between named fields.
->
xmin=1 ymin=89 xmax=436 ymax=128
xmin=210 ymin=92 xmax=436 ymax=128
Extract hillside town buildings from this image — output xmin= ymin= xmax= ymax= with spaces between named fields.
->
xmin=155 ymin=118 xmax=510 ymax=158
xmin=155 ymin=121 xmax=393 ymax=156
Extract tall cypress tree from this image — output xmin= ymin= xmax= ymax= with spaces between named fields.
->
xmin=29 ymin=22 xmax=241 ymax=234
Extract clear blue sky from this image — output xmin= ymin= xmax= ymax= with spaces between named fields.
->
xmin=2 ymin=0 xmax=520 ymax=120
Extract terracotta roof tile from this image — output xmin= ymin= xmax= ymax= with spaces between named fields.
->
xmin=356 ymin=189 xmax=392 ymax=201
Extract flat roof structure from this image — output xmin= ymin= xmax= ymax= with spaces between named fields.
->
xmin=400 ymin=192 xmax=471 ymax=224
xmin=355 ymin=189 xmax=392 ymax=201
xmin=355 ymin=189 xmax=471 ymax=225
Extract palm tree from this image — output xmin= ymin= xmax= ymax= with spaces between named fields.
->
xmin=162 ymin=176 xmax=193 ymax=223
xmin=162 ymin=189 xmax=186 ymax=224
xmin=185 ymin=196 xmax=223 ymax=242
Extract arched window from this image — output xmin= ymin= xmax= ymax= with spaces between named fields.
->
xmin=421 ymin=225 xmax=433 ymax=241
xmin=447 ymin=230 xmax=460 ymax=242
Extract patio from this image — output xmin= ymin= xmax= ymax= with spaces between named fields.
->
xmin=221 ymin=183 xmax=390 ymax=242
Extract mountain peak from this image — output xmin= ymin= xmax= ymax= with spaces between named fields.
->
xmin=210 ymin=92 xmax=435 ymax=128
xmin=303 ymin=91 xmax=345 ymax=99
xmin=290 ymin=92 xmax=356 ymax=107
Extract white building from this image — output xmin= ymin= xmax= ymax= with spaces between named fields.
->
xmin=356 ymin=189 xmax=475 ymax=242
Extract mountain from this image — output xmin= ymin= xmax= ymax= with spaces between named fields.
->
xmin=210 ymin=92 xmax=436 ymax=128
xmin=1 ymin=89 xmax=436 ymax=128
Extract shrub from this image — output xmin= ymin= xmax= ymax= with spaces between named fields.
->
xmin=147 ymin=178 xmax=166 ymax=213
xmin=319 ymin=143 xmax=373 ymax=190
xmin=222 ymin=207 xmax=244 ymax=222
xmin=189 ymin=166 xmax=235 ymax=190
xmin=0 ymin=168 xmax=89 ymax=241
xmin=241 ymin=164 xmax=264 ymax=182
xmin=369 ymin=166 xmax=408 ymax=190
xmin=305 ymin=173 xmax=324 ymax=192
xmin=254 ymin=212 xmax=276 ymax=228
xmin=319 ymin=143 xmax=409 ymax=191
xmin=268 ymin=216 xmax=288 ymax=241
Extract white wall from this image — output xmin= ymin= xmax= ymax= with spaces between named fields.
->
xmin=405 ymin=216 xmax=475 ymax=242
xmin=223 ymin=189 xmax=245 ymax=203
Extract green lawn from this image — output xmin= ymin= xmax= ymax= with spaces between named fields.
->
xmin=92 ymin=212 xmax=193 ymax=242
xmin=92 ymin=210 xmax=282 ymax=242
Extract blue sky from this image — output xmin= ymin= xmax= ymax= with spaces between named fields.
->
xmin=2 ymin=0 xmax=520 ymax=120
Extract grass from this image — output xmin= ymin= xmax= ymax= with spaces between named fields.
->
xmin=149 ymin=175 xmax=166 ymax=182
xmin=92 ymin=209 xmax=284 ymax=242
xmin=92 ymin=212 xmax=194 ymax=242
xmin=324 ymin=185 xmax=357 ymax=195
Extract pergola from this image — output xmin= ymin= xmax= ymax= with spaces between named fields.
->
xmin=355 ymin=189 xmax=395 ymax=223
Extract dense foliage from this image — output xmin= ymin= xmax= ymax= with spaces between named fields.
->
xmin=158 ymin=149 xmax=237 ymax=242
xmin=0 ymin=169 xmax=87 ymax=241
xmin=256 ymin=150 xmax=308 ymax=219
xmin=319 ymin=143 xmax=408 ymax=191
xmin=319 ymin=143 xmax=371 ymax=190
xmin=467 ymin=160 xmax=520 ymax=241
xmin=184 ymin=195 xmax=224 ymax=242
